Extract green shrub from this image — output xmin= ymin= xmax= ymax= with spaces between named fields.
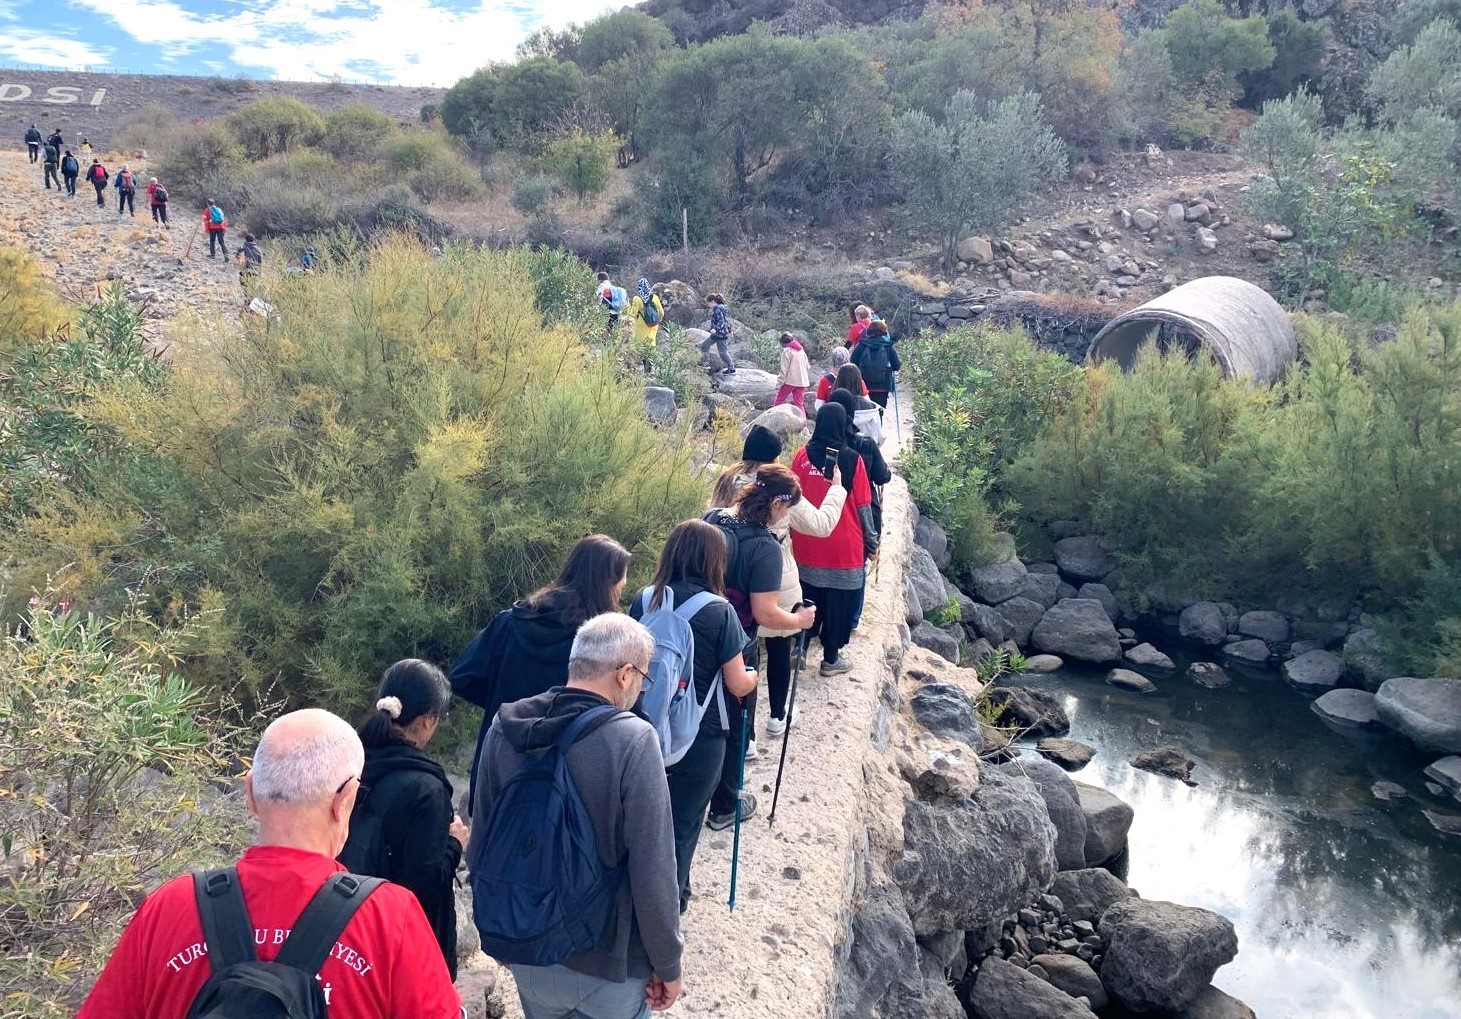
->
xmin=112 ymin=103 xmax=180 ymax=153
xmin=377 ymin=132 xmax=486 ymax=201
xmin=1241 ymin=9 xmax=1327 ymax=106
xmin=242 ymin=176 xmax=340 ymax=236
xmin=511 ymin=173 xmax=563 ymax=217
xmin=1160 ymin=0 xmax=1276 ymax=101
xmin=321 ymin=102 xmax=397 ymax=160
xmin=225 ymin=96 xmax=326 ymax=159
xmin=153 ymin=122 xmax=252 ymax=208
xmin=544 ymin=130 xmax=617 ymax=204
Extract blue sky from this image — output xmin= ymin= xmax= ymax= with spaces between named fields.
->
xmin=0 ymin=0 xmax=624 ymax=86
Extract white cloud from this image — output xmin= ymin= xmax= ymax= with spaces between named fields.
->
xmin=0 ymin=28 xmax=111 ymax=67
xmin=73 ymin=0 xmax=623 ymax=85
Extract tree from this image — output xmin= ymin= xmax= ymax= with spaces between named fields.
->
xmin=1367 ymin=18 xmax=1461 ymax=122
xmin=441 ymin=57 xmax=584 ymax=151
xmin=890 ymin=91 xmax=1066 ymax=268
xmin=1160 ymin=0 xmax=1276 ymax=100
xmin=1391 ymin=0 xmax=1461 ymax=47
xmin=225 ymin=96 xmax=325 ymax=159
xmin=573 ymin=10 xmax=673 ymax=74
xmin=1240 ymin=89 xmax=1323 ymax=194
xmin=1241 ymin=9 xmax=1327 ymax=106
xmin=545 ymin=130 xmax=617 ymax=204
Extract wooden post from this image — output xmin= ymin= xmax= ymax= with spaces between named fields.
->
xmin=682 ymin=207 xmax=689 ymax=274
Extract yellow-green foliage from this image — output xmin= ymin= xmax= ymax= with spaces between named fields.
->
xmin=0 ymin=247 xmax=69 ymax=345
xmin=9 ymin=239 xmax=704 ymax=707
xmin=225 ymin=95 xmax=326 ymax=158
xmin=377 ymin=130 xmax=486 ymax=201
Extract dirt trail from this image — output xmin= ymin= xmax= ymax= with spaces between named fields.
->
xmin=0 ymin=150 xmax=242 ymax=346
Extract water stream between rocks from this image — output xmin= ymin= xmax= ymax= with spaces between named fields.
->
xmin=1008 ymin=663 xmax=1461 ymax=1019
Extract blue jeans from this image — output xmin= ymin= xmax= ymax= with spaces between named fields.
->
xmin=511 ymin=964 xmax=650 ymax=1019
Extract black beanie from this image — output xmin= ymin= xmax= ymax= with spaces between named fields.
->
xmin=741 ymin=424 xmax=783 ymax=464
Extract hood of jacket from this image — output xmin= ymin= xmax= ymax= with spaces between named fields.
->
xmin=360 ymin=740 xmax=451 ymax=791
xmin=506 ymin=598 xmax=580 ymax=666
xmin=495 ymin=686 xmax=617 ymax=755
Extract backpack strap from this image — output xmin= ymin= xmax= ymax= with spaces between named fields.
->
xmin=193 ymin=867 xmax=256 ymax=973
xmin=554 ymin=703 xmax=623 ymax=754
xmin=275 ymin=872 xmax=384 ymax=976
xmin=673 ymin=590 xmax=723 ymax=621
xmin=640 ymin=585 xmax=673 ymax=614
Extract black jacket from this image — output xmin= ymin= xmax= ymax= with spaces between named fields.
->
xmin=25 ymin=127 xmax=41 ymax=144
xmin=347 ymin=742 xmax=461 ymax=978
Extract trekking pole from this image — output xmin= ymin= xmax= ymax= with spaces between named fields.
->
xmin=768 ymin=647 xmax=803 ymax=827
xmin=891 ymin=378 xmax=904 ymax=446
xmin=728 ymin=700 xmax=750 ymax=912
xmin=183 ymin=217 xmax=201 ymax=260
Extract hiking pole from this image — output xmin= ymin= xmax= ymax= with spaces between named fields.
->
xmin=768 ymin=643 xmax=804 ymax=827
xmin=728 ymin=700 xmax=750 ymax=912
xmin=183 ymin=217 xmax=201 ymax=260
xmin=891 ymin=378 xmax=904 ymax=445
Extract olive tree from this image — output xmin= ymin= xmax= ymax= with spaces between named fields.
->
xmin=890 ymin=91 xmax=1066 ymax=267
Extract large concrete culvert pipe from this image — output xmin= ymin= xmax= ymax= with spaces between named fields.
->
xmin=1085 ymin=276 xmax=1297 ymax=384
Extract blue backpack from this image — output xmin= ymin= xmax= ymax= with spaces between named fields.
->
xmin=636 ymin=587 xmax=730 ymax=765
xmin=603 ymin=285 xmax=627 ymax=312
xmin=471 ymin=705 xmax=625 ymax=967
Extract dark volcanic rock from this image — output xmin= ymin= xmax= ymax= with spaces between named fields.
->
xmin=1037 ymin=738 xmax=1096 ymax=771
xmin=1099 ymin=899 xmax=1239 ymax=1012
xmin=1131 ymin=745 xmax=1197 ymax=784
xmin=1050 ymin=867 xmax=1132 ymax=923
xmin=965 ymin=957 xmax=1098 ymax=1019
xmin=1073 ymin=782 xmax=1134 ymax=867
xmin=988 ymin=686 xmax=1071 ymax=738
xmin=1032 ymin=599 xmax=1122 ymax=664
xmin=1375 ymin=677 xmax=1461 ymax=753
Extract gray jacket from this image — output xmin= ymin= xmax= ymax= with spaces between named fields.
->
xmin=467 ymin=687 xmax=683 ymax=983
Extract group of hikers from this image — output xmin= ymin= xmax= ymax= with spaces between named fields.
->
xmin=26 ymin=123 xmax=168 ymax=219
xmin=79 ymin=295 xmax=900 ymax=1018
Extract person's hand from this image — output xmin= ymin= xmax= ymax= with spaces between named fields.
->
xmin=449 ymin=813 xmax=469 ymax=848
xmin=830 ymin=464 xmax=843 ymax=487
xmin=646 ymin=975 xmax=682 ymax=1010
xmin=793 ymin=604 xmax=816 ymax=630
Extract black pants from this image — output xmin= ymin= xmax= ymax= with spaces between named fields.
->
xmin=869 ymin=390 xmax=891 ymax=410
xmin=209 ymin=230 xmax=228 ymax=257
xmin=152 ymin=203 xmax=168 ymax=224
xmin=799 ymin=582 xmax=859 ymax=665
xmin=63 ymin=173 xmax=77 ymax=196
xmin=665 ymin=728 xmax=726 ymax=911
xmin=118 ymin=190 xmax=134 ymax=215
xmin=44 ymin=165 xmax=59 ymax=189
xmin=92 ymin=181 xmax=106 ymax=206
xmin=710 ymin=689 xmax=754 ymax=817
xmin=765 ymin=635 xmax=795 ymax=720
xmin=28 ymin=143 xmax=39 ymax=163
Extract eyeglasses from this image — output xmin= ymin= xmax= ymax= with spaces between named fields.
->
xmin=334 ymin=775 xmax=360 ymax=796
xmin=623 ymin=662 xmax=649 ymax=682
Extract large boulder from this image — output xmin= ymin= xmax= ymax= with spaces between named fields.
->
xmin=1050 ymin=867 xmax=1132 ymax=923
xmin=1037 ymin=738 xmax=1096 ymax=771
xmin=1029 ymin=954 xmax=1107 ymax=1010
xmin=1169 ymin=985 xmax=1257 ymax=1019
xmin=1311 ymin=688 xmax=1382 ymax=730
xmin=1222 ymin=639 xmax=1271 ymax=667
xmin=1375 ymin=677 xmax=1461 ymax=754
xmin=1125 ymin=643 xmax=1176 ymax=670
xmin=712 ymin=366 xmax=780 ymax=409
xmin=643 ymin=386 xmax=678 ymax=425
xmin=1032 ymin=599 xmax=1123 ymax=664
xmin=1179 ymin=602 xmax=1228 ymax=646
xmin=1424 ymin=757 xmax=1461 ymax=801
xmin=967 ymin=602 xmax=1011 ymax=645
xmin=987 ymin=686 xmax=1070 ymax=738
xmin=1019 ymin=572 xmax=1062 ymax=609
xmin=1188 ymin=661 xmax=1231 ymax=689
xmin=1343 ymin=627 xmax=1392 ymax=689
xmin=1237 ymin=610 xmax=1290 ymax=644
xmin=965 ymin=957 xmax=1098 ymax=1019
xmin=1053 ymin=536 xmax=1114 ymax=581
xmin=1282 ymin=649 xmax=1344 ymax=691
xmin=892 ymin=768 xmax=1058 ymax=936
xmin=1098 ymin=899 xmax=1239 ymax=1012
xmin=915 ymin=516 xmax=951 ymax=569
xmin=1107 ymin=668 xmax=1158 ymax=694
xmin=1131 ymin=746 xmax=1197 ymax=784
xmin=742 ymin=403 xmax=807 ymax=442
xmin=995 ymin=596 xmax=1046 ymax=648
xmin=971 ymin=558 xmax=1029 ymax=605
xmin=1076 ymin=582 xmax=1117 ymax=621
xmin=833 ymin=882 xmax=925 ymax=1019
xmin=999 ymin=757 xmax=1087 ymax=870
xmin=909 ymin=683 xmax=984 ymax=752
xmin=912 ymin=621 xmax=961 ymax=664
xmin=1074 ymin=782 xmax=1134 ymax=866
xmin=909 ymin=545 xmax=951 ymax=619
xmin=958 ymin=235 xmax=996 ymax=264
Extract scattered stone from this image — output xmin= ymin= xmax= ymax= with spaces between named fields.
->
xmin=1248 ymin=238 xmax=1281 ymax=262
xmin=1037 ymin=738 xmax=1096 ymax=771
xmin=915 ymin=516 xmax=951 ymax=569
xmin=1131 ymin=746 xmax=1197 ymax=784
xmin=712 ymin=366 xmax=780 ymax=409
xmin=1170 ymin=984 xmax=1258 ymax=1019
xmin=1311 ymin=688 xmax=1382 ymax=730
xmin=1262 ymin=224 xmax=1294 ymax=241
xmin=909 ymin=545 xmax=952 ymax=618
xmin=1422 ymin=810 xmax=1461 ymax=837
xmin=1196 ymin=227 xmax=1218 ymax=253
xmin=1375 ymin=677 xmax=1461 ymax=753
xmin=1074 ymin=782 xmax=1134 ymax=867
xmin=743 ymin=402 xmax=806 ymax=441
xmin=1167 ymin=203 xmax=1186 ymax=223
xmin=1001 ymin=757 xmax=1087 ymax=871
xmin=971 ymin=558 xmax=1030 ymax=606
xmin=1132 ymin=209 xmax=1160 ymax=231
xmin=1179 ymin=602 xmax=1227 ymax=646
xmin=1099 ymin=899 xmax=1239 ymax=1012
xmin=1222 ymin=639 xmax=1271 ymax=667
xmin=1019 ymin=571 xmax=1062 ymax=609
xmin=1107 ymin=668 xmax=1158 ymax=694
xmin=1370 ymin=780 xmax=1409 ymax=801
xmin=1029 ymin=954 xmax=1107 ymax=1010
xmin=1050 ymin=868 xmax=1132 ymax=923
xmin=987 ymin=686 xmax=1071 ymax=738
xmin=1188 ymin=662 xmax=1230 ymax=689
xmin=912 ymin=621 xmax=961 ymax=664
xmin=1125 ymin=643 xmax=1176 ymax=670
xmin=643 ymin=386 xmax=678 ymax=425
xmin=959 ymin=236 xmax=995 ymax=265
xmin=1237 ymin=610 xmax=1290 ymax=644
xmin=1052 ymin=536 xmax=1113 ymax=581
xmin=1424 ymin=756 xmax=1461 ymax=801
xmin=968 ymin=602 xmax=1011 ymax=645
xmin=1282 ymin=649 xmax=1344 ymax=690
xmin=1025 ymin=654 xmax=1064 ymax=673
xmin=1032 ymin=599 xmax=1123 ymax=664
xmin=995 ymin=596 xmax=1047 ymax=647
xmin=967 ymin=957 xmax=1098 ymax=1019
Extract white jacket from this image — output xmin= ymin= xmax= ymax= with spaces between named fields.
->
xmin=761 ymin=483 xmax=848 ymax=638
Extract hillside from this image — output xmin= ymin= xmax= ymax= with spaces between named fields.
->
xmin=0 ymin=70 xmax=442 ymax=152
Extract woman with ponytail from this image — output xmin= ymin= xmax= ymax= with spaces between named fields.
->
xmin=339 ymin=659 xmax=466 ymax=978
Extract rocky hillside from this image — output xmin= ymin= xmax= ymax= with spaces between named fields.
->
xmin=1 ymin=70 xmax=442 ymax=152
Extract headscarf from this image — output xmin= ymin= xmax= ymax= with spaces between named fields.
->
xmin=636 ymin=278 xmax=652 ymax=302
xmin=830 ymin=347 xmax=850 ymax=371
xmin=806 ymin=403 xmax=860 ymax=493
xmin=829 ymin=388 xmax=861 ymax=438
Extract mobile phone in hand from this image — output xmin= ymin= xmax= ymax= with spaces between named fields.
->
xmin=822 ymin=447 xmax=839 ymax=480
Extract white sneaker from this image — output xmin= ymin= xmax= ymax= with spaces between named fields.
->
xmin=764 ymin=706 xmax=800 ymax=737
xmin=745 ymin=739 xmax=760 ymax=760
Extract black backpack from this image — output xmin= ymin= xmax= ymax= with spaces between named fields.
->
xmin=337 ymin=777 xmax=398 ymax=878
xmin=855 ymin=340 xmax=893 ymax=389
xmin=186 ymin=868 xmax=382 ymax=1019
xmin=701 ymin=509 xmax=779 ymax=631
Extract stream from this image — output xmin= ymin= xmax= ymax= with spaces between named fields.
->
xmin=1008 ymin=659 xmax=1461 ymax=1019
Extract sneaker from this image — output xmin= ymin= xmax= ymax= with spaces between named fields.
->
xmin=764 ymin=706 xmax=800 ymax=737
xmin=722 ymin=366 xmax=737 ymax=374
xmin=706 ymin=793 xmax=758 ymax=831
xmin=820 ymin=657 xmax=853 ymax=676
xmin=745 ymin=739 xmax=759 ymax=761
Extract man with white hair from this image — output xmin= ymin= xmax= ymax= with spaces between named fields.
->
xmin=470 ymin=613 xmax=683 ymax=1019
xmin=79 ymin=708 xmax=461 ymax=1019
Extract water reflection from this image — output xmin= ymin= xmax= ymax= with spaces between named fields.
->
xmin=1011 ymin=670 xmax=1461 ymax=1019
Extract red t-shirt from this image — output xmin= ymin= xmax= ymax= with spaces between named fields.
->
xmin=846 ymin=321 xmax=868 ymax=347
xmin=78 ymin=845 xmax=461 ymax=1019
xmin=789 ymin=447 xmax=871 ymax=571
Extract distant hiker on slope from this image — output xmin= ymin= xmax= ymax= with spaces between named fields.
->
xmin=42 ymin=143 xmax=60 ymax=192
xmin=60 ymin=150 xmax=79 ymax=197
xmin=237 ymin=233 xmax=263 ymax=299
xmin=46 ymin=127 xmax=63 ymax=157
xmin=85 ymin=160 xmax=108 ymax=206
xmin=146 ymin=177 xmax=169 ymax=225
xmin=627 ymin=277 xmax=664 ymax=367
xmin=114 ymin=164 xmax=137 ymax=217
xmin=24 ymin=124 xmax=41 ymax=163
xmin=596 ymin=270 xmax=627 ymax=341
xmin=202 ymin=199 xmax=228 ymax=259
xmin=702 ymin=292 xmax=735 ymax=375
xmin=775 ymin=331 xmax=811 ymax=417
xmin=79 ymin=137 xmax=92 ymax=162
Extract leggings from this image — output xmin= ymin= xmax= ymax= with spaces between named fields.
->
xmin=664 ymin=728 xmax=726 ymax=911
xmin=774 ymin=385 xmax=806 ymax=413
xmin=764 ymin=635 xmax=795 ymax=720
xmin=799 ymin=582 xmax=859 ymax=665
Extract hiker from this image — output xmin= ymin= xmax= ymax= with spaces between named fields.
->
xmin=709 ymin=427 xmax=845 ymax=736
xmin=835 ymin=363 xmax=885 ymax=446
xmin=85 ymin=159 xmax=108 ymax=206
xmin=80 ymin=137 xmax=93 ymax=162
xmin=626 ymin=277 xmax=664 ymax=364
xmin=596 ymin=270 xmax=627 ymax=340
xmin=300 ymin=246 xmax=319 ymax=270
xmin=814 ymin=347 xmax=852 ymax=406
xmin=114 ymin=164 xmax=137 ymax=216
xmin=146 ymin=177 xmax=169 ymax=224
xmin=202 ymin=199 xmax=229 ymax=258
xmin=24 ymin=124 xmax=41 ymax=163
xmin=700 ymin=292 xmax=735 ymax=375
xmin=774 ymin=331 xmax=811 ymax=417
xmin=790 ymin=403 xmax=878 ymax=677
xmin=850 ymin=319 xmax=900 ymax=410
xmin=46 ymin=127 xmax=63 ymax=156
xmin=449 ymin=534 xmax=630 ymax=814
xmin=42 ymin=142 xmax=60 ymax=191
xmin=77 ymin=708 xmax=462 ymax=1019
xmin=702 ymin=464 xmax=816 ymax=828
xmin=237 ymin=233 xmax=263 ymax=296
xmin=828 ymin=387 xmax=892 ymax=630
xmin=628 ymin=519 xmax=758 ymax=913
xmin=846 ymin=304 xmax=873 ymax=347
xmin=60 ymin=149 xmax=79 ymax=197
xmin=468 ymin=613 xmax=683 ymax=1018
xmin=338 ymin=660 xmax=467 ymax=980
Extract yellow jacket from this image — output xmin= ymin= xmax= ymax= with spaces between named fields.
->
xmin=626 ymin=294 xmax=663 ymax=347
